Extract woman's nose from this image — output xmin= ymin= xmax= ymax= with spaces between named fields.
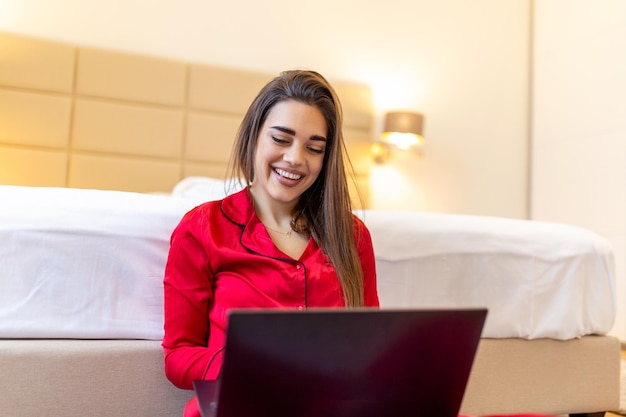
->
xmin=283 ymin=145 xmax=303 ymax=165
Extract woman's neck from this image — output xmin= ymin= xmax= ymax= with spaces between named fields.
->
xmin=248 ymin=186 xmax=296 ymax=230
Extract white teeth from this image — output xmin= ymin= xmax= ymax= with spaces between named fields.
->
xmin=275 ymin=168 xmax=302 ymax=180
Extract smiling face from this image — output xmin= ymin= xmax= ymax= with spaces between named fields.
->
xmin=250 ymin=99 xmax=328 ymax=208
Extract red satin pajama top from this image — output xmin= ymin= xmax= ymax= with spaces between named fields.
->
xmin=162 ymin=188 xmax=380 ymax=390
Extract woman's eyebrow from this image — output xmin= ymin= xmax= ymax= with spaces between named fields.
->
xmin=271 ymin=126 xmax=327 ymax=142
xmin=310 ymin=135 xmax=327 ymax=142
xmin=270 ymin=125 xmax=296 ymax=135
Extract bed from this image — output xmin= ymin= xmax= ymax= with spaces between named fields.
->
xmin=0 ymin=31 xmax=621 ymax=417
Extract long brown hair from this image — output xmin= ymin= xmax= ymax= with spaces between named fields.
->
xmin=228 ymin=70 xmax=364 ymax=307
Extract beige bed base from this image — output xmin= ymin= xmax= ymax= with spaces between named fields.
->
xmin=462 ymin=336 xmax=621 ymax=417
xmin=0 ymin=336 xmax=619 ymax=417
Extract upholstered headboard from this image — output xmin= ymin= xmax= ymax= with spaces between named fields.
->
xmin=0 ymin=32 xmax=374 ymax=207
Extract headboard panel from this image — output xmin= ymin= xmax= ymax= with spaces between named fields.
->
xmin=0 ymin=32 xmax=373 ymax=207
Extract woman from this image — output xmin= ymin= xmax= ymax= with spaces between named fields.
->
xmin=162 ymin=69 xmax=379 ymax=417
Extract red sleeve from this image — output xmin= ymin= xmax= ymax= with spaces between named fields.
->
xmin=353 ymin=216 xmax=380 ymax=307
xmin=162 ymin=206 xmax=217 ymax=390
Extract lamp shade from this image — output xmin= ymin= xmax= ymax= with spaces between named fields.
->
xmin=382 ymin=111 xmax=424 ymax=150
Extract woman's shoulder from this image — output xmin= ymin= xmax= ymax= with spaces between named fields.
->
xmin=178 ymin=188 xmax=250 ymax=227
xmin=183 ymin=199 xmax=222 ymax=218
xmin=172 ymin=200 xmax=222 ymax=236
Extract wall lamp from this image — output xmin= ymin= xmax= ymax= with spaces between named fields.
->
xmin=372 ymin=111 xmax=425 ymax=164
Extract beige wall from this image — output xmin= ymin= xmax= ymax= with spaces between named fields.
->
xmin=370 ymin=2 xmax=530 ymax=218
xmin=532 ymin=0 xmax=626 ymax=339
xmin=0 ymin=0 xmax=531 ymax=219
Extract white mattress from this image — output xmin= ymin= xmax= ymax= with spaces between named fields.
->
xmin=0 ymin=185 xmax=195 ymax=339
xmin=360 ymin=210 xmax=616 ymax=339
xmin=0 ymin=184 xmax=616 ymax=340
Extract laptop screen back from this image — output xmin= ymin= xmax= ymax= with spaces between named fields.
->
xmin=198 ymin=308 xmax=486 ymax=417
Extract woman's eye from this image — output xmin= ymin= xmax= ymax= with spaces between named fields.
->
xmin=308 ymin=146 xmax=325 ymax=155
xmin=271 ymin=136 xmax=289 ymax=145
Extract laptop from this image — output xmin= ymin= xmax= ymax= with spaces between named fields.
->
xmin=193 ymin=308 xmax=487 ymax=417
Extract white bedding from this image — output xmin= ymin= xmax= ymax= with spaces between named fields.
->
xmin=362 ymin=210 xmax=616 ymax=339
xmin=0 ymin=184 xmax=616 ymax=340
xmin=0 ymin=185 xmax=195 ymax=339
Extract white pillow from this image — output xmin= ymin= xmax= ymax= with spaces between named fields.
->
xmin=171 ymin=176 xmax=244 ymax=205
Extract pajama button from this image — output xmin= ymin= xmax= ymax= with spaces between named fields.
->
xmin=297 ymin=305 xmax=304 ymax=311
